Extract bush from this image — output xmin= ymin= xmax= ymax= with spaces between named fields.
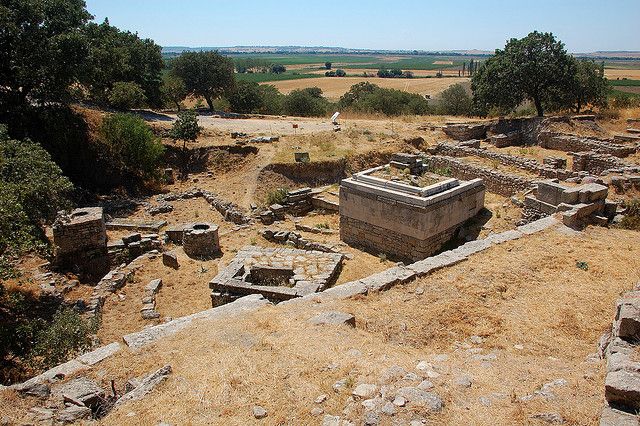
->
xmin=335 ymin=69 xmax=346 ymax=77
xmin=256 ymin=85 xmax=285 ymax=115
xmin=437 ymin=83 xmax=473 ymax=115
xmin=107 ymin=81 xmax=147 ymax=110
xmin=617 ymin=199 xmax=640 ymax=231
xmin=0 ymin=126 xmax=73 ymax=255
xmin=339 ymin=83 xmax=430 ymax=116
xmin=264 ymin=188 xmax=288 ymax=206
xmin=284 ymin=87 xmax=329 ymax=117
xmin=100 ymin=113 xmax=164 ymax=177
xmin=29 ymin=307 xmax=96 ymax=371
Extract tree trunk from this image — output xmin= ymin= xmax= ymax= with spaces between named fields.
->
xmin=533 ymin=96 xmax=544 ymax=117
xmin=204 ymin=95 xmax=214 ymax=111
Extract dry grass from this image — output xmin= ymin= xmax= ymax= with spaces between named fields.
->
xmin=266 ymin=76 xmax=469 ymax=100
xmin=78 ymin=225 xmax=640 ymax=426
xmin=605 ymin=68 xmax=640 ymax=80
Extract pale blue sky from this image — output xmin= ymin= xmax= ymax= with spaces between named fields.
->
xmin=84 ymin=0 xmax=640 ymax=52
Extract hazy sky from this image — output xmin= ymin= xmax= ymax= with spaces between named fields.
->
xmin=84 ymin=0 xmax=640 ymax=52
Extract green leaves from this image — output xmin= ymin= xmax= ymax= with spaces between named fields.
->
xmin=170 ymin=109 xmax=201 ymax=143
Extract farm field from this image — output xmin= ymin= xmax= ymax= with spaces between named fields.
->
xmin=265 ymin=76 xmax=470 ymax=100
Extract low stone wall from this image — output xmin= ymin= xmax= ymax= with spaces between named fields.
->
xmin=261 ymin=228 xmax=340 ymax=253
xmin=433 ymin=142 xmax=574 ymax=180
xmin=442 ymin=123 xmax=488 ymax=141
xmin=158 ymin=189 xmax=251 ymax=225
xmin=572 ymin=151 xmax=640 ymax=175
xmin=538 ymin=131 xmax=636 ymax=158
xmin=423 ymin=155 xmax=534 ymax=196
xmin=599 ymin=284 xmax=640 ymax=425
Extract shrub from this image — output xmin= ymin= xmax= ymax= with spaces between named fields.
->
xmin=437 ymin=83 xmax=473 ymax=115
xmin=264 ymin=188 xmax=288 ymax=206
xmin=256 ymin=85 xmax=285 ymax=115
xmin=107 ymin=81 xmax=147 ymax=110
xmin=335 ymin=69 xmax=346 ymax=77
xmin=100 ymin=113 xmax=164 ymax=177
xmin=271 ymin=64 xmax=286 ymax=74
xmin=617 ymin=199 xmax=640 ymax=231
xmin=339 ymin=83 xmax=430 ymax=116
xmin=169 ymin=109 xmax=201 ymax=144
xmin=0 ymin=126 xmax=73 ymax=255
xmin=284 ymin=87 xmax=329 ymax=117
xmin=29 ymin=307 xmax=97 ymax=371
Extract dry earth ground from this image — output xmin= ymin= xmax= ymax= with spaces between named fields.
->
xmin=4 ymin=225 xmax=630 ymax=425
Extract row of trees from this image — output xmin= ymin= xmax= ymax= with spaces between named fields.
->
xmin=377 ymin=68 xmax=414 ymax=78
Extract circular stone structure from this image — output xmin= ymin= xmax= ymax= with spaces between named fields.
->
xmin=183 ymin=222 xmax=220 ymax=258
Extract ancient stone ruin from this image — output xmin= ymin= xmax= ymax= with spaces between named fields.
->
xmin=52 ymin=207 xmax=109 ymax=279
xmin=182 ymin=222 xmax=220 ymax=258
xmin=339 ymin=154 xmax=486 ymax=261
xmin=523 ymin=179 xmax=615 ymax=228
xmin=209 ymin=246 xmax=344 ymax=306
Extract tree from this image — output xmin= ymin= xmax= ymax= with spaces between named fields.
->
xmin=325 ymin=61 xmax=332 ymax=70
xmin=438 ymin=84 xmax=473 ymax=116
xmin=107 ymin=82 xmax=147 ymax=110
xmin=256 ymin=85 xmax=284 ymax=115
xmin=100 ymin=114 xmax=164 ymax=177
xmin=472 ymin=31 xmax=575 ymax=117
xmin=161 ymin=74 xmax=188 ymax=111
xmin=81 ymin=19 xmax=163 ymax=107
xmin=271 ymin=64 xmax=286 ymax=74
xmin=567 ymin=60 xmax=608 ymax=113
xmin=0 ymin=0 xmax=91 ymax=113
xmin=170 ymin=109 xmax=201 ymax=148
xmin=335 ymin=69 xmax=347 ymax=77
xmin=228 ymin=81 xmax=264 ymax=114
xmin=171 ymin=51 xmax=235 ymax=111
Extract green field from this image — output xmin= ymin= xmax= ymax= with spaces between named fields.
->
xmin=609 ymin=79 xmax=640 ymax=86
xmin=235 ymin=72 xmax=318 ymax=83
xmin=227 ymin=54 xmax=381 ymax=65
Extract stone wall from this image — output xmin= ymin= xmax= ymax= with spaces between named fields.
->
xmin=422 ymin=155 xmax=533 ymax=196
xmin=158 ymin=189 xmax=251 ymax=225
xmin=538 ymin=131 xmax=636 ymax=158
xmin=339 ymin=171 xmax=485 ymax=262
xmin=572 ymin=151 xmax=640 ymax=175
xmin=52 ymin=208 xmax=109 ymax=279
xmin=433 ymin=142 xmax=574 ymax=180
xmin=442 ymin=123 xmax=487 ymax=141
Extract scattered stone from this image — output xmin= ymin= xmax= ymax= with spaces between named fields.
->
xmin=530 ymin=412 xmax=564 ymax=424
xmin=417 ymin=380 xmax=434 ymax=390
xmin=322 ymin=415 xmax=341 ymax=426
xmin=20 ymin=382 xmax=51 ymax=398
xmin=414 ymin=287 xmax=424 ymax=295
xmin=395 ymin=387 xmax=443 ymax=411
xmin=315 ymin=394 xmax=328 ymax=404
xmin=115 ymin=365 xmax=172 ymax=406
xmin=333 ymin=378 xmax=348 ymax=393
xmin=470 ymin=335 xmax=483 ymax=344
xmin=379 ymin=365 xmax=407 ymax=383
xmin=162 ymin=251 xmax=179 ymax=269
xmin=309 ymin=311 xmax=355 ymax=327
xmin=363 ymin=410 xmax=380 ymax=425
xmin=514 ymin=344 xmax=524 ymax=350
xmin=478 ymin=396 xmax=491 ymax=407
xmin=392 ymin=396 xmax=406 ymax=407
xmin=311 ymin=407 xmax=324 ymax=416
xmin=352 ymin=383 xmax=377 ymax=400
xmin=381 ymin=401 xmax=397 ymax=416
xmin=252 ymin=405 xmax=268 ymax=419
xmin=453 ymin=375 xmax=473 ymax=388
xmin=58 ymin=377 xmax=105 ymax=408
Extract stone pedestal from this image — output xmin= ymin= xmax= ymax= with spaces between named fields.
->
xmin=182 ymin=223 xmax=220 ymax=258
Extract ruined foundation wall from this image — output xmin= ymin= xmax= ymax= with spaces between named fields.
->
xmin=423 ymin=155 xmax=533 ymax=196
xmin=538 ymin=132 xmax=635 ymax=158
xmin=572 ymin=151 xmax=640 ymax=175
xmin=339 ymin=180 xmax=485 ymax=261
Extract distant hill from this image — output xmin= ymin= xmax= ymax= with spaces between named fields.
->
xmin=161 ymin=45 xmax=495 ymax=56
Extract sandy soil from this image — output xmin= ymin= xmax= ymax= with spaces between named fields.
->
xmin=265 ymin=77 xmax=469 ymax=100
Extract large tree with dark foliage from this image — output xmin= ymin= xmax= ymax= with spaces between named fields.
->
xmin=0 ymin=0 xmax=91 ymax=113
xmin=472 ymin=31 xmax=576 ymax=117
xmin=81 ymin=19 xmax=163 ymax=107
xmin=171 ymin=51 xmax=235 ymax=111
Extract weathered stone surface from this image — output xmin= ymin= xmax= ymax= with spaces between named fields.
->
xmin=309 ymin=311 xmax=356 ymax=327
xmin=183 ymin=223 xmax=220 ymax=258
xmin=58 ymin=377 xmax=104 ymax=408
xmin=20 ymin=383 xmax=50 ymax=398
xmin=530 ymin=412 xmax=564 ymax=424
xmin=395 ymin=387 xmax=443 ymax=411
xmin=76 ymin=342 xmax=121 ymax=366
xmin=115 ymin=365 xmax=172 ymax=406
xmin=162 ymin=250 xmax=179 ymax=269
xmin=12 ymin=360 xmax=87 ymax=392
xmin=56 ymin=405 xmax=91 ymax=423
xmin=605 ymin=370 xmax=640 ymax=409
xmin=352 ymin=383 xmax=378 ymax=400
xmin=615 ymin=296 xmax=640 ymax=341
xmin=252 ymin=405 xmax=268 ymax=419
xmin=600 ymin=404 xmax=639 ymax=426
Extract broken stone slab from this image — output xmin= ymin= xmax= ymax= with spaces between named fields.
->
xmin=123 ymin=294 xmax=270 ymax=349
xmin=145 ymin=279 xmax=162 ymax=295
xmin=517 ymin=216 xmax=559 ymax=235
xmin=76 ymin=342 xmax=121 ymax=366
xmin=309 ymin=311 xmax=356 ymax=327
xmin=407 ymin=250 xmax=466 ymax=277
xmin=352 ymin=383 xmax=378 ymax=400
xmin=360 ymin=266 xmax=416 ymax=292
xmin=615 ymin=295 xmax=640 ymax=341
xmin=607 ymin=352 xmax=640 ymax=374
xmin=56 ymin=404 xmax=92 ymax=423
xmin=11 ymin=359 xmax=87 ymax=392
xmin=394 ymin=387 xmax=443 ymax=412
xmin=600 ymin=404 xmax=639 ymax=426
xmin=115 ymin=365 xmax=172 ymax=407
xmin=530 ymin=412 xmax=564 ymax=424
xmin=162 ymin=251 xmax=179 ymax=269
xmin=605 ymin=370 xmax=640 ymax=410
xmin=57 ymin=377 xmax=105 ymax=408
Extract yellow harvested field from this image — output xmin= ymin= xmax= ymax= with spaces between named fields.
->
xmin=265 ymin=76 xmax=469 ymax=100
xmin=605 ymin=68 xmax=640 ymax=80
xmin=433 ymin=60 xmax=454 ymax=65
